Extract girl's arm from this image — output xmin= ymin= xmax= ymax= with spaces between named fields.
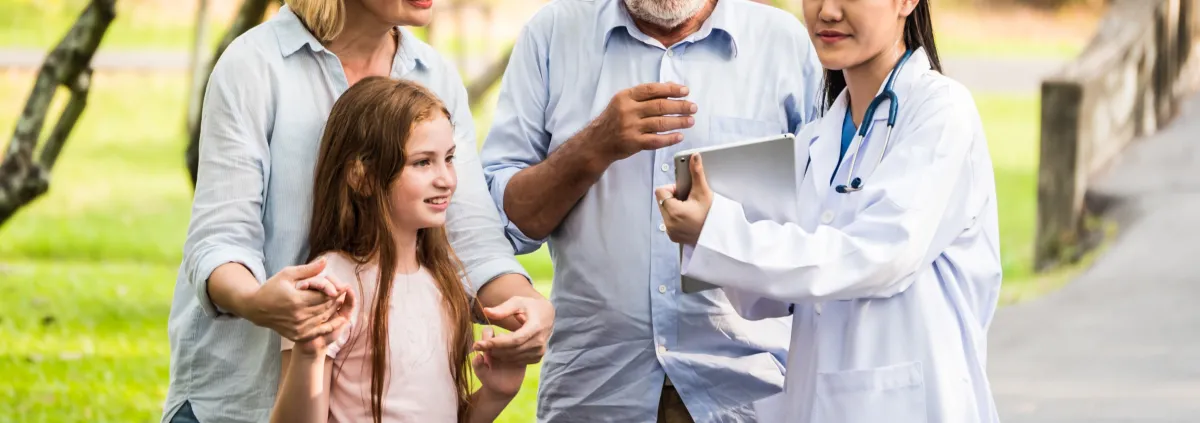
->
xmin=466 ymin=388 xmax=519 ymax=423
xmin=467 ymin=327 xmax=524 ymax=422
xmin=271 ymin=285 xmax=353 ymax=423
xmin=271 ymin=349 xmax=335 ymax=423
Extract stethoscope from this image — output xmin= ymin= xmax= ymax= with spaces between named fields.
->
xmin=834 ymin=49 xmax=914 ymax=194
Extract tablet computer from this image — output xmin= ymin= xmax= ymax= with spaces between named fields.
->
xmin=672 ymin=133 xmax=798 ymax=294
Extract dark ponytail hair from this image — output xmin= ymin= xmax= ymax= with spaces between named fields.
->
xmin=821 ymin=0 xmax=943 ymax=112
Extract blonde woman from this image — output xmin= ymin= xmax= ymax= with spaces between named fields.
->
xmin=163 ymin=1 xmax=553 ymax=422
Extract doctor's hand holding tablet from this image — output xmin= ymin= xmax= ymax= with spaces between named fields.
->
xmin=656 ymin=0 xmax=1004 ymax=421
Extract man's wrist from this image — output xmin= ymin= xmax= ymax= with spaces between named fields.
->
xmin=565 ymin=125 xmax=613 ymax=176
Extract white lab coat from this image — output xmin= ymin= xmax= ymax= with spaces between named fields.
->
xmin=682 ymin=48 xmax=1003 ymax=423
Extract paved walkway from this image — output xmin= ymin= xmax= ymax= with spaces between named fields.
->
xmin=988 ymin=93 xmax=1200 ymax=422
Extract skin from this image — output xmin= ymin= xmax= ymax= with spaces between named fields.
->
xmin=273 ymin=117 xmax=526 ymax=423
xmin=624 ymin=0 xmax=713 ymax=43
xmin=500 ymin=0 xmax=719 ymax=244
xmin=337 ymin=0 xmax=560 ymax=364
xmin=656 ymin=0 xmax=921 ymax=243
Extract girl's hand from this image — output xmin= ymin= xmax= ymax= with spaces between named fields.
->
xmin=656 ymin=154 xmax=713 ymax=246
xmin=293 ymin=288 xmax=357 ymax=357
xmin=472 ymin=326 xmax=526 ymax=398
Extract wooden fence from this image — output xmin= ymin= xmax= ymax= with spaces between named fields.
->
xmin=1035 ymin=0 xmax=1200 ymax=270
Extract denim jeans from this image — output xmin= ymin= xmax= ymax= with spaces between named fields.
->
xmin=169 ymin=401 xmax=201 ymax=423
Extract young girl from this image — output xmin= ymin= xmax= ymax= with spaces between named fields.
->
xmin=658 ymin=0 xmax=1001 ymax=422
xmin=272 ymin=77 xmax=525 ymax=423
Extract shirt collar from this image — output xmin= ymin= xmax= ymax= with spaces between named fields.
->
xmin=599 ymin=0 xmax=740 ymax=58
xmin=274 ymin=5 xmax=427 ymax=73
xmin=274 ymin=5 xmax=325 ymax=57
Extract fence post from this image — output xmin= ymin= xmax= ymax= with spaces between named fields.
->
xmin=1036 ymin=80 xmax=1085 ymax=270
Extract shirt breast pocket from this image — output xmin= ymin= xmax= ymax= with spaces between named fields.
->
xmin=708 ymin=115 xmax=781 ymax=146
xmin=813 ymin=361 xmax=927 ymax=423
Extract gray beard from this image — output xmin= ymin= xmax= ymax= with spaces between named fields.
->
xmin=624 ymin=0 xmax=708 ymax=29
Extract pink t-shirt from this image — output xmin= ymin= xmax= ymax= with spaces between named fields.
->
xmin=281 ymin=252 xmax=458 ymax=423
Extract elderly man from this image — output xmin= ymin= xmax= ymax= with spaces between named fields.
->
xmin=480 ymin=0 xmax=822 ymax=421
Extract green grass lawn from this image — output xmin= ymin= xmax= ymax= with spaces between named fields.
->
xmin=0 ymin=69 xmax=1040 ymax=421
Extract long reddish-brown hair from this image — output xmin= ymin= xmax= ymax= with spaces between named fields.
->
xmin=307 ymin=76 xmax=476 ymax=423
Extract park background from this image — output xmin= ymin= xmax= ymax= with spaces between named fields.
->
xmin=0 ymin=0 xmax=1112 ymax=421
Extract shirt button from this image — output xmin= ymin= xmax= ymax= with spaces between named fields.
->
xmin=661 ymin=163 xmax=670 ymax=172
xmin=815 ymin=303 xmax=823 ymax=315
xmin=666 ymin=49 xmax=675 ymax=57
xmin=820 ymin=210 xmax=834 ymax=224
xmin=658 ymin=285 xmax=667 ymax=294
xmin=659 ymin=223 xmax=666 ymax=232
xmin=657 ymin=345 xmax=668 ymax=354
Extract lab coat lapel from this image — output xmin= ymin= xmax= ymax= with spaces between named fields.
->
xmin=809 ymin=48 xmax=935 ymax=200
xmin=858 ymin=48 xmax=933 ymax=163
xmin=807 ymin=92 xmax=850 ymax=203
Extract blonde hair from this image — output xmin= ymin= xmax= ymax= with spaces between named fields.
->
xmin=285 ymin=0 xmax=345 ymax=42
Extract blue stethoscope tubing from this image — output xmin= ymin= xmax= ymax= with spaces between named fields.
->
xmin=835 ymin=49 xmax=915 ymax=194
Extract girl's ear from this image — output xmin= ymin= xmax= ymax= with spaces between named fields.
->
xmin=899 ymin=0 xmax=919 ymax=18
xmin=346 ymin=159 xmax=373 ymax=197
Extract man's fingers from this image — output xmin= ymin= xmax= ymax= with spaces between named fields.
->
xmin=482 ymin=300 xmax=522 ymax=321
xmin=476 ymin=328 xmax=533 ymax=351
xmin=637 ymin=99 xmax=697 ymax=118
xmin=639 ymin=116 xmax=694 ymax=134
xmin=629 ymin=83 xmax=689 ymax=102
xmin=638 ymin=133 xmax=684 ymax=150
xmin=487 ymin=345 xmax=544 ymax=365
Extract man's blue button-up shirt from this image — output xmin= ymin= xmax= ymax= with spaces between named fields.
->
xmin=480 ymin=0 xmax=823 ymax=421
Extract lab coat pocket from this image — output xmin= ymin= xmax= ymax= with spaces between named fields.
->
xmin=813 ymin=361 xmax=927 ymax=423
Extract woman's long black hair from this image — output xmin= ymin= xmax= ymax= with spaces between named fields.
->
xmin=821 ymin=0 xmax=943 ymax=112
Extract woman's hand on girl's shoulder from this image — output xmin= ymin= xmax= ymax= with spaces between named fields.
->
xmin=472 ymin=326 xmax=526 ymax=399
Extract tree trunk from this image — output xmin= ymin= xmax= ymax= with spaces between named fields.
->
xmin=0 ymin=0 xmax=116 ymax=227
xmin=185 ymin=0 xmax=272 ymax=186
xmin=186 ymin=0 xmax=210 ymax=145
xmin=466 ymin=46 xmax=513 ymax=109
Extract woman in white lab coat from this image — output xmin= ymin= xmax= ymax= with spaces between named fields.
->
xmin=656 ymin=0 xmax=1002 ymax=422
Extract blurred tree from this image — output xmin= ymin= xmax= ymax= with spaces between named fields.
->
xmin=186 ymin=0 xmax=211 ymax=157
xmin=185 ymin=0 xmax=273 ymax=186
xmin=466 ymin=46 xmax=513 ymax=107
xmin=0 ymin=0 xmax=117 ymax=227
